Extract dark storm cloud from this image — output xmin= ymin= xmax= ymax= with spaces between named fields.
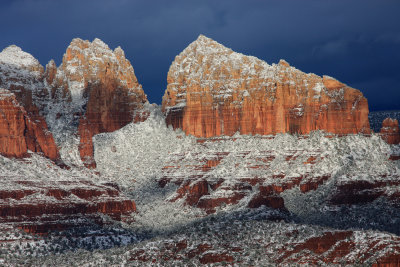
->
xmin=0 ymin=0 xmax=399 ymax=110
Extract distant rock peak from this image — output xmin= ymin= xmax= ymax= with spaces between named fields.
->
xmin=278 ymin=59 xmax=290 ymax=67
xmin=184 ymin=34 xmax=233 ymax=56
xmin=380 ymin=118 xmax=400 ymax=144
xmin=0 ymin=45 xmax=44 ymax=78
xmin=1 ymin=45 xmax=24 ymax=55
xmin=0 ymin=45 xmax=42 ymax=71
xmin=92 ymin=37 xmax=109 ymax=48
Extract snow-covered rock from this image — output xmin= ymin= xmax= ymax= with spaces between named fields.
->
xmin=43 ymin=38 xmax=149 ymax=168
xmin=0 ymin=46 xmax=61 ymax=162
xmin=162 ymin=35 xmax=370 ymax=137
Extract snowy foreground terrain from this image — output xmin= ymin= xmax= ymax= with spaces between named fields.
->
xmin=1 ymin=108 xmax=400 ymax=266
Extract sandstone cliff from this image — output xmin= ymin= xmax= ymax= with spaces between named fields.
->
xmin=380 ymin=118 xmax=400 ymax=145
xmin=0 ymin=89 xmax=60 ymax=160
xmin=162 ymin=35 xmax=370 ymax=137
xmin=0 ymin=46 xmax=60 ymax=161
xmin=45 ymin=38 xmax=149 ymax=167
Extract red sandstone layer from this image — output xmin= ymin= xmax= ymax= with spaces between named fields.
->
xmin=162 ymin=35 xmax=370 ymax=138
xmin=0 ymin=177 xmax=136 ymax=234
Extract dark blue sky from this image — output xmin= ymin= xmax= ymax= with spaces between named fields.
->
xmin=1 ymin=0 xmax=399 ymax=110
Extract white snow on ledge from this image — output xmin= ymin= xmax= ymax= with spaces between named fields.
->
xmin=93 ymin=105 xmax=398 ymax=189
xmin=313 ymin=82 xmax=324 ymax=93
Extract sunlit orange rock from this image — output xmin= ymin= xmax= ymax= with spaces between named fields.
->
xmin=0 ymin=89 xmax=59 ymax=160
xmin=0 ymin=89 xmax=29 ymax=158
xmin=46 ymin=38 xmax=149 ymax=167
xmin=380 ymin=118 xmax=400 ymax=145
xmin=162 ymin=35 xmax=371 ymax=137
xmin=0 ymin=46 xmax=61 ymax=162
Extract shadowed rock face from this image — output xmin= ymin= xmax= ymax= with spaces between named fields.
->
xmin=127 ymin=227 xmax=400 ymax=266
xmin=45 ymin=38 xmax=149 ymax=168
xmin=0 ymin=177 xmax=136 ymax=234
xmin=162 ymin=35 xmax=371 ymax=137
xmin=380 ymin=118 xmax=400 ymax=145
xmin=0 ymin=46 xmax=60 ymax=162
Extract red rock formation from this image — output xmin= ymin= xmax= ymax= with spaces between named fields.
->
xmin=0 ymin=178 xmax=136 ymax=234
xmin=380 ymin=118 xmax=400 ymax=145
xmin=247 ymin=193 xmax=285 ymax=209
xmin=197 ymin=192 xmax=247 ymax=214
xmin=46 ymin=38 xmax=149 ymax=168
xmin=199 ymin=253 xmax=234 ymax=264
xmin=126 ymin=229 xmax=400 ymax=266
xmin=162 ymin=35 xmax=371 ymax=137
xmin=276 ymin=230 xmax=400 ymax=265
xmin=0 ymin=89 xmax=59 ymax=160
xmin=277 ymin=231 xmax=354 ymax=264
xmin=0 ymin=46 xmax=61 ymax=162
xmin=329 ymin=178 xmax=400 ymax=206
xmin=161 ymin=142 xmax=333 ymax=213
xmin=171 ymin=180 xmax=209 ymax=206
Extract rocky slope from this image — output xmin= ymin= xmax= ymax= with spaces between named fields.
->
xmin=43 ymin=38 xmax=149 ymax=168
xmin=0 ymin=46 xmax=60 ymax=162
xmin=25 ymin=215 xmax=400 ymax=266
xmin=0 ymin=152 xmax=137 ymax=236
xmin=162 ymin=35 xmax=370 ymax=137
xmin=107 ymin=226 xmax=400 ymax=266
xmin=0 ymin=177 xmax=136 ymax=235
xmin=0 ymin=40 xmax=145 ymax=237
xmin=1 ymin=37 xmax=400 ymax=266
xmin=94 ymin=109 xmax=400 ymax=230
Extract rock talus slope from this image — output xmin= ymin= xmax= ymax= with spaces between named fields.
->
xmin=162 ymin=35 xmax=370 ymax=137
xmin=44 ymin=38 xmax=149 ymax=167
xmin=0 ymin=46 xmax=60 ymax=161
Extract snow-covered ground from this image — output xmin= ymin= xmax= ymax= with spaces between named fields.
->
xmin=10 ymin=211 xmax=400 ymax=266
xmin=92 ymin=107 xmax=400 ymax=234
xmin=94 ymin=106 xmax=397 ymax=187
xmin=1 ymin=107 xmax=400 ymax=265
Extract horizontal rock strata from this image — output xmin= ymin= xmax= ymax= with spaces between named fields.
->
xmin=162 ymin=35 xmax=370 ymax=137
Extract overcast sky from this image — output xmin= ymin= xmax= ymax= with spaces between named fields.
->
xmin=1 ymin=0 xmax=399 ymax=110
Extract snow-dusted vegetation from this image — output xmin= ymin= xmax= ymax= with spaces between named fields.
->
xmin=8 ymin=210 xmax=400 ymax=266
xmin=0 ymin=108 xmax=399 ymax=266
